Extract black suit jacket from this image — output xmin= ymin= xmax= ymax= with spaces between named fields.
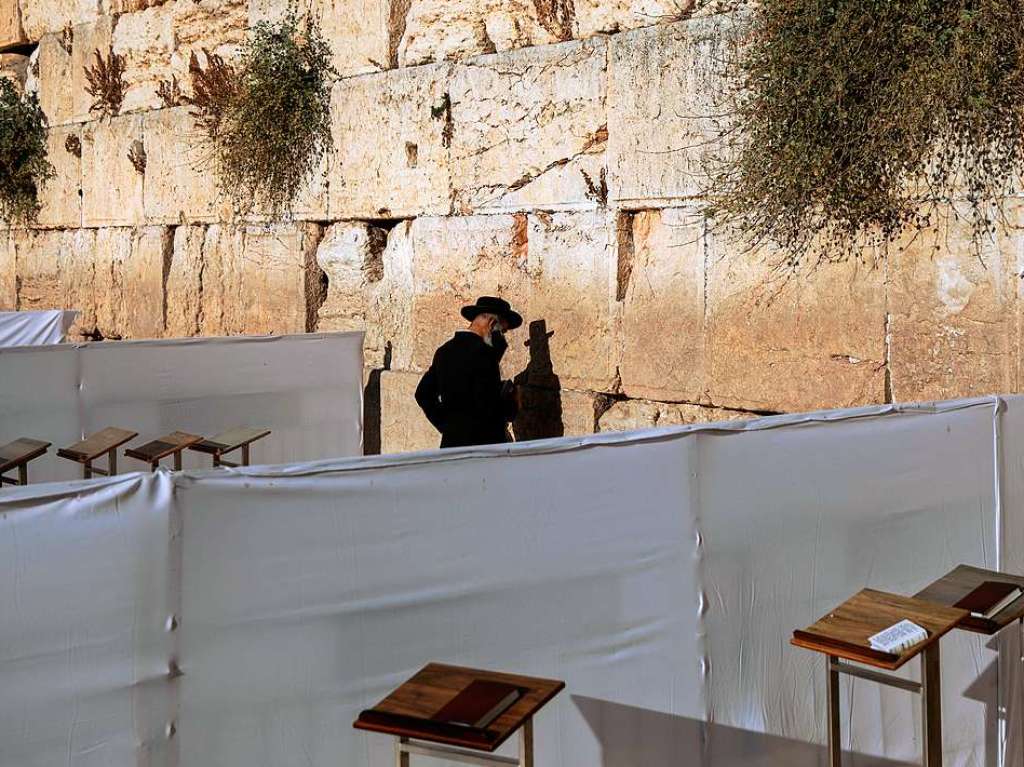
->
xmin=415 ymin=331 xmax=517 ymax=448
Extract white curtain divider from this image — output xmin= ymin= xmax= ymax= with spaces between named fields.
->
xmin=0 ymin=395 xmax=1016 ymax=767
xmin=0 ymin=310 xmax=78 ymax=347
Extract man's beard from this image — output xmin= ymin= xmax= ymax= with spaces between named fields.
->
xmin=483 ymin=333 xmax=493 ymax=347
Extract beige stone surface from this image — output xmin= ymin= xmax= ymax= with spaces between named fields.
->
xmin=526 ymin=210 xmax=617 ymax=391
xmin=21 ymin=0 xmax=100 ymax=42
xmin=512 ymin=387 xmax=598 ymax=441
xmin=93 ymin=227 xmax=169 ymax=339
xmin=575 ymin=0 xmax=695 ymax=37
xmin=608 ymin=15 xmax=733 ymax=206
xmin=397 ymin=0 xmax=564 ymax=67
xmin=36 ymin=124 xmax=83 ymax=229
xmin=10 ymin=228 xmax=97 ymax=336
xmin=82 ymin=113 xmax=145 ymax=227
xmin=0 ymin=54 xmax=28 ymax=90
xmin=597 ymin=397 xmax=747 ymax=432
xmin=888 ymin=209 xmax=1020 ymax=402
xmin=200 ymin=223 xmax=323 ymax=336
xmin=449 ymin=38 xmax=607 ymax=214
xmin=0 ymin=0 xmax=26 ymax=50
xmin=0 ymin=233 xmax=14 ymax=309
xmin=329 ymin=63 xmax=452 ymax=219
xmin=620 ymin=208 xmax=705 ymax=402
xmin=71 ymin=16 xmax=114 ymax=123
xmin=316 ymin=222 xmax=386 ymax=338
xmin=705 ymin=228 xmax=887 ymax=413
xmin=165 ymin=225 xmax=204 ymax=337
xmin=36 ymin=33 xmax=73 ymax=125
xmin=380 ymin=369 xmax=439 ymax=454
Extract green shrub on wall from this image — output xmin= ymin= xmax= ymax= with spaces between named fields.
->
xmin=0 ymin=79 xmax=54 ymax=225
xmin=705 ymin=0 xmax=1024 ymax=264
xmin=189 ymin=10 xmax=337 ymax=217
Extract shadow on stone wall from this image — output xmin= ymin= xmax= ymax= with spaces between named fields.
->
xmin=512 ymin=319 xmax=564 ymax=441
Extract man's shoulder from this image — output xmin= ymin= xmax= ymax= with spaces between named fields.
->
xmin=435 ymin=332 xmax=487 ymax=362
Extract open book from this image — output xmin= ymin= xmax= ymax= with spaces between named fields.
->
xmin=868 ymin=620 xmax=928 ymax=654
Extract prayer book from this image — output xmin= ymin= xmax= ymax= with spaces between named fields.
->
xmin=868 ymin=620 xmax=928 ymax=654
xmin=433 ymin=680 xmax=522 ymax=730
xmin=954 ymin=580 xmax=1023 ymax=620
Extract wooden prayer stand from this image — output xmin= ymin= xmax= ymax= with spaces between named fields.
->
xmin=188 ymin=427 xmax=270 ymax=468
xmin=791 ymin=589 xmax=968 ymax=767
xmin=354 ymin=663 xmax=564 ymax=767
xmin=57 ymin=427 xmax=138 ymax=479
xmin=914 ymin=564 xmax=1024 ymax=635
xmin=125 ymin=431 xmax=203 ymax=472
xmin=0 ymin=438 xmax=51 ymax=487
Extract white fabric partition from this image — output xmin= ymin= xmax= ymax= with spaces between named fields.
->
xmin=0 ymin=396 xmax=1017 ymax=767
xmin=0 ymin=333 xmax=364 ymax=481
xmin=0 ymin=310 xmax=78 ymax=346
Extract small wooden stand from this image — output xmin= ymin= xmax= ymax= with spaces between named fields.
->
xmin=57 ymin=427 xmax=138 ymax=479
xmin=354 ymin=663 xmax=564 ymax=767
xmin=189 ymin=427 xmax=270 ymax=468
xmin=125 ymin=431 xmax=203 ymax=472
xmin=791 ymin=589 xmax=968 ymax=767
xmin=914 ymin=564 xmax=1024 ymax=635
xmin=0 ymin=438 xmax=51 ymax=487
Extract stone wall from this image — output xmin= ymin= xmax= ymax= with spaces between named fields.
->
xmin=3 ymin=0 xmax=1021 ymax=453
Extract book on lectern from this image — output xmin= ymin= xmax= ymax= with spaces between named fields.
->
xmin=868 ymin=620 xmax=928 ymax=654
xmin=955 ymin=581 xmax=1023 ymax=620
xmin=433 ymin=680 xmax=522 ymax=730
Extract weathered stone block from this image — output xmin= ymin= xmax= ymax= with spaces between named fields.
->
xmin=620 ymin=208 xmax=704 ymax=402
xmin=380 ymin=369 xmax=439 ymax=454
xmin=526 ymin=210 xmax=617 ymax=391
xmin=165 ymin=225 xmax=205 ymax=338
xmin=888 ymin=209 xmax=1020 ymax=402
xmin=36 ymin=124 xmax=83 ymax=229
xmin=574 ymin=0 xmax=695 ymax=38
xmin=512 ymin=387 xmax=598 ymax=441
xmin=0 ymin=54 xmax=28 ymax=91
xmin=449 ymin=38 xmax=607 ymax=214
xmin=200 ymin=223 xmax=323 ymax=336
xmin=608 ymin=16 xmax=732 ymax=206
xmin=316 ymin=222 xmax=385 ymax=338
xmin=397 ymin=0 xmax=564 ymax=67
xmin=0 ymin=0 xmax=26 ymax=49
xmin=93 ymin=227 xmax=169 ymax=339
xmin=705 ymin=228 xmax=887 ymax=413
xmin=21 ymin=0 xmax=100 ymax=42
xmin=36 ymin=33 xmax=73 ymax=125
xmin=0 ymin=232 xmax=14 ymax=309
xmin=71 ymin=16 xmax=114 ymax=123
xmin=81 ymin=113 xmax=145 ymax=227
xmin=597 ymin=397 xmax=747 ymax=433
xmin=329 ymin=63 xmax=452 ymax=219
xmin=10 ymin=228 xmax=96 ymax=336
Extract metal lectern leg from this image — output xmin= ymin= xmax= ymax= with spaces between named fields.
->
xmin=396 ymin=736 xmax=409 ymax=767
xmin=921 ymin=644 xmax=942 ymax=767
xmin=519 ymin=718 xmax=534 ymax=767
xmin=827 ymin=655 xmax=841 ymax=767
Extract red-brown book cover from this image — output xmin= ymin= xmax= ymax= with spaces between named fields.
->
xmin=954 ymin=581 xmax=1022 ymax=618
xmin=432 ymin=680 xmax=522 ymax=729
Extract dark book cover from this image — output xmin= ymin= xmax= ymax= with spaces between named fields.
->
xmin=954 ymin=581 xmax=1022 ymax=618
xmin=432 ymin=680 xmax=522 ymax=729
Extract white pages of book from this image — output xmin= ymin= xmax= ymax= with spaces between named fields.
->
xmin=868 ymin=620 xmax=928 ymax=654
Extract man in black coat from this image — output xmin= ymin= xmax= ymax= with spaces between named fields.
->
xmin=414 ymin=296 xmax=522 ymax=449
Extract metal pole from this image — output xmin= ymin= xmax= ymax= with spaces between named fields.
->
xmin=519 ymin=719 xmax=533 ymax=767
xmin=827 ymin=655 xmax=841 ymax=767
xmin=396 ymin=736 xmax=409 ymax=767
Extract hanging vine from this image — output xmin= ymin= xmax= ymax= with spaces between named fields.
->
xmin=0 ymin=78 xmax=54 ymax=224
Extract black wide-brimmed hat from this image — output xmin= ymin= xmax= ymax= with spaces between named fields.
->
xmin=460 ymin=296 xmax=523 ymax=330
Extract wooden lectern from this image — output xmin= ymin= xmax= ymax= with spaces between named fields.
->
xmin=125 ymin=431 xmax=203 ymax=472
xmin=189 ymin=427 xmax=270 ymax=468
xmin=791 ymin=589 xmax=968 ymax=767
xmin=57 ymin=427 xmax=138 ymax=479
xmin=0 ymin=438 xmax=51 ymax=487
xmin=354 ymin=663 xmax=564 ymax=767
xmin=914 ymin=564 xmax=1024 ymax=635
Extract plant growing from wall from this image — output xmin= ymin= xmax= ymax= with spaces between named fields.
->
xmin=188 ymin=11 xmax=337 ymax=217
xmin=704 ymin=0 xmax=1024 ymax=265
xmin=84 ymin=48 xmax=126 ymax=118
xmin=0 ymin=78 xmax=54 ymax=224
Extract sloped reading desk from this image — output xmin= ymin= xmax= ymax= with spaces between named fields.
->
xmin=188 ymin=427 xmax=270 ymax=468
xmin=125 ymin=431 xmax=203 ymax=472
xmin=914 ymin=564 xmax=1024 ymax=635
xmin=354 ymin=662 xmax=565 ymax=767
xmin=57 ymin=427 xmax=138 ymax=479
xmin=791 ymin=589 xmax=968 ymax=767
xmin=0 ymin=438 xmax=51 ymax=487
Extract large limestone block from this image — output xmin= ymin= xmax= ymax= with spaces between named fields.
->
xmin=329 ymin=64 xmax=452 ymax=219
xmin=608 ymin=15 xmax=732 ymax=206
xmin=81 ymin=113 xmax=145 ymax=227
xmin=375 ymin=215 xmax=531 ymax=376
xmin=397 ymin=0 xmax=564 ymax=67
xmin=620 ymin=208 xmax=704 ymax=402
xmin=888 ymin=210 xmax=1021 ymax=402
xmin=526 ymin=210 xmax=617 ymax=391
xmin=93 ymin=227 xmax=169 ymax=339
xmin=512 ymin=387 xmax=598 ymax=441
xmin=20 ymin=0 xmax=100 ymax=41
xmin=0 ymin=233 xmax=14 ymax=309
xmin=0 ymin=54 xmax=28 ymax=90
xmin=165 ymin=225 xmax=205 ymax=337
xmin=575 ymin=0 xmax=695 ymax=38
xmin=10 ymin=228 xmax=97 ymax=336
xmin=705 ymin=231 xmax=887 ymax=413
xmin=316 ymin=222 xmax=385 ymax=337
xmin=449 ymin=38 xmax=607 ymax=214
xmin=597 ymin=397 xmax=747 ymax=432
xmin=380 ymin=369 xmax=439 ymax=454
xmin=36 ymin=124 xmax=83 ymax=229
xmin=0 ymin=0 xmax=26 ymax=50
xmin=200 ymin=223 xmax=323 ymax=336
xmin=251 ymin=0 xmax=392 ymax=76
xmin=36 ymin=33 xmax=73 ymax=125
xmin=366 ymin=219 xmax=414 ymax=369
xmin=71 ymin=16 xmax=114 ymax=123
